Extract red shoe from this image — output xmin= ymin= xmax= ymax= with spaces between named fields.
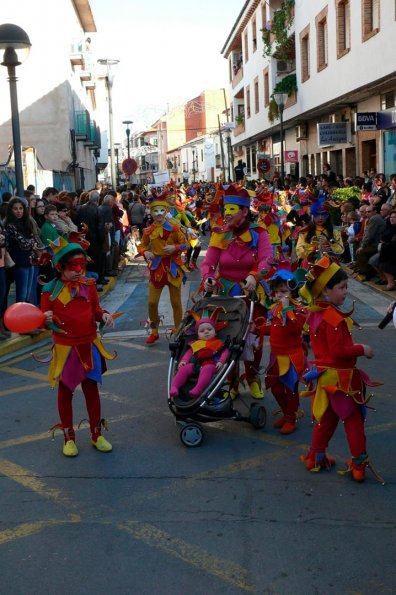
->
xmin=347 ymin=456 xmax=368 ymax=482
xmin=146 ymin=333 xmax=159 ymax=345
xmin=280 ymin=421 xmax=296 ymax=434
xmin=273 ymin=415 xmax=285 ymax=429
xmin=301 ymin=452 xmax=335 ymax=472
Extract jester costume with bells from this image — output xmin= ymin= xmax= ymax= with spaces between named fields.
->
xmin=258 ymin=269 xmax=308 ymax=434
xmin=299 ymin=256 xmax=383 ymax=482
xmin=137 ymin=191 xmax=189 ymax=344
xmin=41 ymin=237 xmax=116 ymax=457
xmin=201 ymin=184 xmax=272 ymax=398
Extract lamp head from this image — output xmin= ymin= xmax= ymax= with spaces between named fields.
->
xmin=0 ymin=23 xmax=31 ymax=66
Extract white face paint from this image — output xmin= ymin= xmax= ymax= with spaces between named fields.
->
xmin=151 ymin=206 xmax=167 ymax=217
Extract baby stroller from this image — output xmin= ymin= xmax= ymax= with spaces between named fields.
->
xmin=167 ymin=294 xmax=267 ymax=447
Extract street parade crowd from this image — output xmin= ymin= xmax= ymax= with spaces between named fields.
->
xmin=0 ymin=166 xmax=394 ymax=481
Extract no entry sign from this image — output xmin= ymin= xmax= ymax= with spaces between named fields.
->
xmin=122 ymin=158 xmax=138 ymax=175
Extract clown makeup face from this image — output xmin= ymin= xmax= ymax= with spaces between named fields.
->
xmin=151 ymin=205 xmax=167 ymax=222
xmin=60 ymin=255 xmax=87 ymax=281
xmin=197 ymin=322 xmax=216 ymax=340
xmin=223 ymin=204 xmax=247 ymax=228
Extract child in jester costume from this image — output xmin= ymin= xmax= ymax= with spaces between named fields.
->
xmin=41 ymin=236 xmax=116 ymax=457
xmin=299 ymin=255 xmax=383 ymax=482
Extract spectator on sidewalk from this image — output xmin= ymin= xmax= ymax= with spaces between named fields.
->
xmin=355 ymin=205 xmax=386 ymax=280
xmin=4 ymin=197 xmax=41 ymax=304
xmin=76 ymin=190 xmax=106 ymax=286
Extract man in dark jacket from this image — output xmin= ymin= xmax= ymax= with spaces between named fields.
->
xmin=76 ymin=190 xmax=106 ymax=285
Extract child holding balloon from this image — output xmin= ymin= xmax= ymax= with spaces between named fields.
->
xmin=40 ymin=236 xmax=116 ymax=457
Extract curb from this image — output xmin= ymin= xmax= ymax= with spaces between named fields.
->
xmin=343 ymin=264 xmax=396 ymax=300
xmin=0 ymin=274 xmax=119 ymax=361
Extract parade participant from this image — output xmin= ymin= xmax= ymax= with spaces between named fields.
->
xmin=137 ymin=191 xmax=189 ymax=344
xmin=201 ymin=183 xmax=272 ymax=398
xmin=299 ymin=256 xmax=382 ymax=481
xmin=296 ymin=195 xmax=344 ymax=265
xmin=258 ymin=270 xmax=308 ymax=434
xmin=169 ymin=310 xmax=229 ymax=398
xmin=41 ymin=237 xmax=116 ymax=457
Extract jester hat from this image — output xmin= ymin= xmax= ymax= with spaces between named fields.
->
xmin=299 ymin=255 xmax=341 ymax=305
xmin=48 ymin=236 xmax=86 ymax=266
xmin=187 ymin=306 xmax=228 ymax=332
xmin=223 ymin=183 xmax=251 ymax=209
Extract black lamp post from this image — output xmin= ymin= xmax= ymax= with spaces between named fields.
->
xmin=273 ymin=92 xmax=288 ymax=186
xmin=0 ymin=23 xmax=31 ymax=197
xmin=123 ymin=120 xmax=133 ymax=159
xmin=192 ymin=146 xmax=196 ymax=183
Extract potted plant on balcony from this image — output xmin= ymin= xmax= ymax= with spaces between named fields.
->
xmin=235 ymin=112 xmax=245 ymax=126
xmin=268 ymin=74 xmax=297 ymax=123
xmin=262 ymin=0 xmax=295 ymax=59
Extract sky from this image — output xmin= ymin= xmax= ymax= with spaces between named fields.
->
xmin=89 ymin=0 xmax=244 ymax=140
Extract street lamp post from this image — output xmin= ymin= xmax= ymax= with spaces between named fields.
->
xmin=123 ymin=120 xmax=133 ymax=159
xmin=273 ymin=92 xmax=288 ymax=186
xmin=98 ymin=58 xmax=120 ymax=189
xmin=114 ymin=142 xmax=121 ymax=187
xmin=0 ymin=24 xmax=31 ymax=197
xmin=192 ymin=146 xmax=196 ymax=183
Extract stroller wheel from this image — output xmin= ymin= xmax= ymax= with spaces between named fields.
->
xmin=250 ymin=403 xmax=267 ymax=429
xmin=180 ymin=423 xmax=203 ymax=447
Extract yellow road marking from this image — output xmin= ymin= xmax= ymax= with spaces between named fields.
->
xmin=0 ymin=414 xmax=138 ymax=450
xmin=107 ymin=339 xmax=168 ymax=354
xmin=105 ymin=362 xmax=160 ymax=375
xmin=0 ymin=458 xmax=77 ymax=510
xmin=0 ymin=516 xmax=81 ymax=545
xmin=0 ymin=382 xmax=48 ymax=397
xmin=134 ymin=450 xmax=287 ymax=507
xmin=0 ymin=365 xmax=48 ymax=381
xmin=0 ymin=346 xmax=50 ymax=368
xmin=121 ymin=521 xmax=256 ymax=593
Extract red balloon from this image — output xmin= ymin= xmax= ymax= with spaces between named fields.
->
xmin=4 ymin=302 xmax=46 ymax=334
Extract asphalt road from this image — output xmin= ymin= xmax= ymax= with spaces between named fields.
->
xmin=0 ymin=261 xmax=395 ymax=595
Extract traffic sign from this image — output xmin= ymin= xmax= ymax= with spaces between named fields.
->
xmin=122 ymin=158 xmax=138 ymax=175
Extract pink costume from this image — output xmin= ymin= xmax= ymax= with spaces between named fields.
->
xmin=201 ymin=221 xmax=272 ymax=385
xmin=170 ymin=338 xmax=229 ymax=398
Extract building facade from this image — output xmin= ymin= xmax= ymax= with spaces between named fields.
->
xmin=222 ymin=0 xmax=396 ymax=180
xmin=0 ymin=0 xmax=100 ymax=194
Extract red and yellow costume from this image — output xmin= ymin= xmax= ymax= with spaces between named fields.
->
xmin=299 ymin=256 xmax=382 ymax=479
xmin=259 ymin=301 xmax=307 ymax=432
xmin=40 ymin=237 xmax=116 ymax=456
xmin=137 ymin=194 xmax=189 ymax=339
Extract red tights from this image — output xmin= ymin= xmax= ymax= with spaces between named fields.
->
xmin=271 ymin=381 xmax=299 ymax=420
xmin=310 ymin=403 xmax=366 ymax=458
xmin=58 ymin=378 xmax=101 ymax=440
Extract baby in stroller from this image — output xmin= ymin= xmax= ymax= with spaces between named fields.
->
xmin=169 ymin=308 xmax=230 ymax=398
xmin=168 ymin=295 xmax=267 ymax=447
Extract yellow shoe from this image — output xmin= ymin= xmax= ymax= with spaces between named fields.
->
xmin=249 ymin=381 xmax=264 ymax=399
xmin=91 ymin=435 xmax=112 ymax=452
xmin=63 ymin=440 xmax=78 ymax=457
